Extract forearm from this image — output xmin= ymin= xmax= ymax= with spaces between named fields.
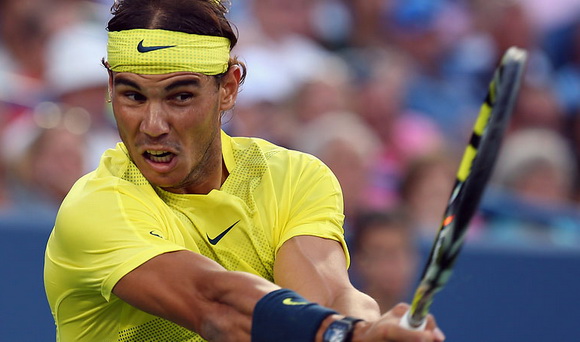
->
xmin=195 ymin=269 xmax=281 ymax=340
xmin=203 ymin=268 xmax=280 ymax=313
xmin=113 ymin=250 xmax=279 ymax=340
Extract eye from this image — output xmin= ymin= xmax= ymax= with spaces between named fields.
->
xmin=172 ymin=93 xmax=193 ymax=102
xmin=125 ymin=92 xmax=146 ymax=102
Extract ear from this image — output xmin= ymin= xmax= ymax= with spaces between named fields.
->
xmin=219 ymin=65 xmax=242 ymax=111
xmin=107 ymin=70 xmax=114 ymax=102
xmin=102 ymin=60 xmax=114 ymax=102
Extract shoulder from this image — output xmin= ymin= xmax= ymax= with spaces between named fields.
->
xmin=64 ymin=143 xmax=156 ymax=205
xmin=229 ymin=135 xmax=328 ymax=172
xmin=57 ymin=146 xmax=162 ymax=234
xmin=52 ymin=172 xmax=170 ymax=266
xmin=234 ymin=136 xmax=339 ymax=189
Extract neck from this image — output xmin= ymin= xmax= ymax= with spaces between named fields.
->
xmin=220 ymin=158 xmax=229 ymax=185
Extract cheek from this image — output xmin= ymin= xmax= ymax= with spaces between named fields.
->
xmin=111 ymin=105 xmax=131 ymax=130
xmin=112 ymin=106 xmax=144 ymax=137
xmin=180 ymin=103 xmax=222 ymax=133
xmin=174 ymin=109 xmax=221 ymax=151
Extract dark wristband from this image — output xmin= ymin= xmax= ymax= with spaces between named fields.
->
xmin=251 ymin=288 xmax=338 ymax=342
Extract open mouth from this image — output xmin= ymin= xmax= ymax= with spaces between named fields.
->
xmin=144 ymin=150 xmax=175 ymax=163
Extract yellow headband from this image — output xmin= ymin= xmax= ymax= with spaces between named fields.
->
xmin=107 ymin=29 xmax=230 ymax=75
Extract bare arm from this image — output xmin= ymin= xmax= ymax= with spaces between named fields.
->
xmin=113 ymin=250 xmax=279 ymax=341
xmin=113 ymin=248 xmax=443 ymax=342
xmin=273 ymin=235 xmax=381 ymax=321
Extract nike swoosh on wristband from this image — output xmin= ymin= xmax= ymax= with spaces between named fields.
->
xmin=282 ymin=298 xmax=309 ymax=306
xmin=207 ymin=220 xmax=240 ymax=245
xmin=137 ymin=40 xmax=177 ymax=53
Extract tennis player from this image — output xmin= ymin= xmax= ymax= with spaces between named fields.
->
xmin=44 ymin=0 xmax=444 ymax=341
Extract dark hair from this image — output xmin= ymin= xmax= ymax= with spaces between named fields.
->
xmin=107 ymin=0 xmax=246 ymax=83
xmin=351 ymin=210 xmax=414 ymax=253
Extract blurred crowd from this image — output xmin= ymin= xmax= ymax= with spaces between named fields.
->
xmin=1 ymin=0 xmax=580 ymax=305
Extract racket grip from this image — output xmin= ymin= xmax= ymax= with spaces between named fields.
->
xmin=400 ymin=309 xmax=427 ymax=331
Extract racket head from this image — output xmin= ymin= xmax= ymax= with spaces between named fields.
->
xmin=405 ymin=46 xmax=528 ymax=328
xmin=447 ymin=47 xmax=528 ymax=240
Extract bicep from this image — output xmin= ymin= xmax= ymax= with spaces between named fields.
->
xmin=274 ymin=236 xmax=380 ymax=319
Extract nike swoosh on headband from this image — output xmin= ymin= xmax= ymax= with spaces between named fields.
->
xmin=137 ymin=40 xmax=177 ymax=53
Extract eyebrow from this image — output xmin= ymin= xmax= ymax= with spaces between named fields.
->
xmin=113 ymin=76 xmax=202 ymax=92
xmin=164 ymin=79 xmax=201 ymax=92
xmin=114 ymin=77 xmax=141 ymax=90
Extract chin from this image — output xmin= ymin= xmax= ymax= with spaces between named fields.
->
xmin=141 ymin=172 xmax=177 ymax=188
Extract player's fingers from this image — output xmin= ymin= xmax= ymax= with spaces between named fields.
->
xmin=433 ymin=328 xmax=445 ymax=342
xmin=380 ymin=323 xmax=434 ymax=342
xmin=389 ymin=303 xmax=411 ymax=318
xmin=424 ymin=314 xmax=445 ymax=342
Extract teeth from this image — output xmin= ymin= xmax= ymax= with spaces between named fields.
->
xmin=147 ymin=150 xmax=168 ymax=156
xmin=146 ymin=150 xmax=173 ymax=163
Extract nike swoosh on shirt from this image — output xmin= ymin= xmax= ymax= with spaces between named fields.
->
xmin=207 ymin=220 xmax=240 ymax=245
xmin=137 ymin=40 xmax=176 ymax=53
xmin=150 ymin=230 xmax=164 ymax=239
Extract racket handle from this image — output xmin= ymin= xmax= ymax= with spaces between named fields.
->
xmin=400 ymin=309 xmax=427 ymax=331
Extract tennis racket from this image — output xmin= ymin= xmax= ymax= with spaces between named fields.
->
xmin=400 ymin=46 xmax=528 ymax=330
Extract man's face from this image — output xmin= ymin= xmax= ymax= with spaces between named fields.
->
xmin=110 ymin=69 xmax=239 ymax=193
xmin=356 ymin=225 xmax=417 ymax=297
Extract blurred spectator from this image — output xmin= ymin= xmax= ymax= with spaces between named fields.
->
xmin=383 ymin=0 xmax=481 ymax=143
xmin=568 ymin=109 xmax=580 ymax=205
xmin=482 ymin=128 xmax=580 ymax=246
xmin=227 ymin=0 xmax=347 ymax=147
xmin=0 ymin=152 xmax=9 ymax=210
xmin=552 ymin=18 xmax=580 ymax=117
xmin=309 ymin=0 xmax=352 ymax=50
xmin=0 ymin=0 xmax=56 ymax=106
xmin=0 ymin=0 xmax=114 ymax=228
xmin=350 ymin=47 xmax=446 ymax=208
xmin=350 ymin=210 xmax=419 ymax=313
xmin=0 ymin=0 xmax=577 ymax=246
xmin=493 ymin=128 xmax=577 ymax=207
xmin=0 ymin=104 xmax=89 ymax=226
xmin=227 ymin=52 xmax=353 ymax=147
xmin=225 ymin=99 xmax=295 ymax=147
xmin=347 ymin=0 xmax=389 ymax=47
xmin=291 ymin=111 xmax=381 ymax=228
xmin=568 ymin=111 xmax=580 ymax=203
xmin=509 ymin=83 xmax=565 ymax=133
xmin=385 ymin=0 xmax=468 ymax=71
xmin=467 ymin=0 xmax=554 ymax=86
xmin=233 ymin=0 xmax=335 ymax=105
xmin=44 ymin=20 xmax=119 ymax=170
xmin=0 ymin=0 xmax=91 ymax=97
xmin=522 ymin=0 xmax=580 ymax=33
xmin=398 ymin=152 xmax=458 ymax=239
xmin=291 ymin=56 xmax=354 ymax=125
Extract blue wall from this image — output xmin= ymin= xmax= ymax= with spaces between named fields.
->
xmin=422 ymin=243 xmax=580 ymax=341
xmin=2 ymin=225 xmax=579 ymax=341
xmin=1 ymin=225 xmax=55 ymax=341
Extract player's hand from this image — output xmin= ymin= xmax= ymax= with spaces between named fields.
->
xmin=352 ymin=303 xmax=445 ymax=342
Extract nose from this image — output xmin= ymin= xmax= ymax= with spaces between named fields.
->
xmin=140 ymin=102 xmax=170 ymax=138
